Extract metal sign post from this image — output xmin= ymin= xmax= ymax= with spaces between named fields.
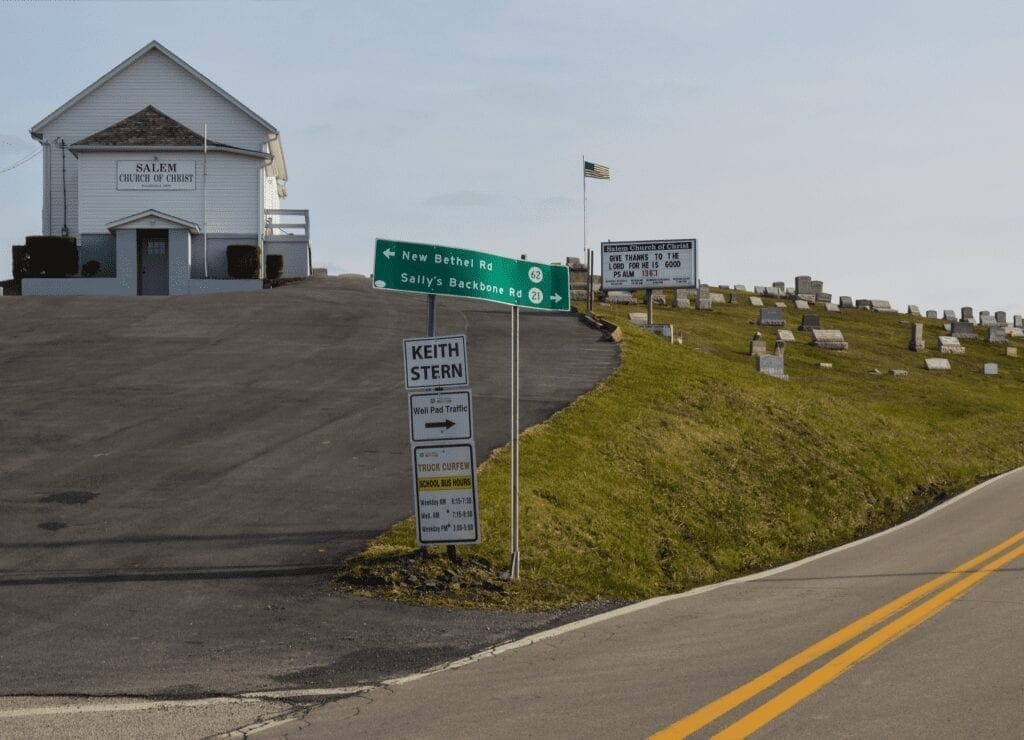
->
xmin=510 ymin=303 xmax=521 ymax=580
xmin=586 ymin=248 xmax=594 ymax=313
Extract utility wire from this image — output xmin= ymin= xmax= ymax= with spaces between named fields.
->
xmin=0 ymin=148 xmax=41 ymax=175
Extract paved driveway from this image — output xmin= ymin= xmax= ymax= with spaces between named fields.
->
xmin=0 ymin=276 xmax=618 ymax=697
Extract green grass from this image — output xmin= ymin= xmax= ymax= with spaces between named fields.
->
xmin=335 ymin=297 xmax=1024 ymax=610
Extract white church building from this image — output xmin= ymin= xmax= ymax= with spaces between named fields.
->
xmin=24 ymin=40 xmax=310 ymax=296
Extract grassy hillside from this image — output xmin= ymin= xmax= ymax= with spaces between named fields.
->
xmin=336 ymin=296 xmax=1024 ymax=610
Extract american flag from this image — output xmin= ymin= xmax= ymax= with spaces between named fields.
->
xmin=584 ymin=161 xmax=610 ymax=179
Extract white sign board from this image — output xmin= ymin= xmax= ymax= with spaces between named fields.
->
xmin=117 ymin=160 xmax=197 ymax=190
xmin=412 ymin=443 xmax=480 ymax=545
xmin=601 ymin=239 xmax=697 ymax=290
xmin=403 ymin=334 xmax=469 ymax=389
xmin=409 ymin=390 xmax=473 ymax=442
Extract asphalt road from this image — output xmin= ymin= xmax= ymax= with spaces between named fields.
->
xmin=269 ymin=466 xmax=1024 ymax=738
xmin=0 ymin=276 xmax=619 ymax=701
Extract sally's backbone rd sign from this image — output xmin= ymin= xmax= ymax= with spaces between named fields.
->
xmin=373 ymin=239 xmax=570 ymax=311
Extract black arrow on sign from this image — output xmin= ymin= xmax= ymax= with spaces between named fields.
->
xmin=425 ymin=419 xmax=456 ymax=430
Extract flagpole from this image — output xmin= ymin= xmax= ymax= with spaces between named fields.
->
xmin=582 ymin=155 xmax=587 ymax=263
xmin=203 ymin=124 xmax=209 ymax=278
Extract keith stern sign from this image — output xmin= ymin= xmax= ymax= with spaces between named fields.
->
xmin=373 ymin=239 xmax=570 ymax=311
xmin=403 ymin=334 xmax=469 ymax=390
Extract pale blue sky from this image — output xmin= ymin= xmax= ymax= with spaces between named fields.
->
xmin=1 ymin=1 xmax=1022 ymax=315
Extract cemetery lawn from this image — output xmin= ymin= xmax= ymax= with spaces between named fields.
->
xmin=335 ymin=298 xmax=1024 ymax=610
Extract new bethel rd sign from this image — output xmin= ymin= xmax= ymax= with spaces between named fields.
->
xmin=373 ymin=239 xmax=570 ymax=311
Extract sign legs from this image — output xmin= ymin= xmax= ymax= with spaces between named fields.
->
xmin=510 ymin=304 xmax=521 ymax=580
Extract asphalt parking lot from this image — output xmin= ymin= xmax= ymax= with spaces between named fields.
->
xmin=0 ymin=276 xmax=618 ymax=697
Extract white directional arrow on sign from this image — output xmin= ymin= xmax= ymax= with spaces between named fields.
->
xmin=383 ymin=247 xmax=396 ymax=259
xmin=552 ymin=293 xmax=562 ymax=303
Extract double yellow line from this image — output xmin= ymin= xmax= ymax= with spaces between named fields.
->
xmin=651 ymin=527 xmax=1024 ymax=739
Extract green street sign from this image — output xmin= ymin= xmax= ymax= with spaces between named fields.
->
xmin=372 ymin=239 xmax=570 ymax=311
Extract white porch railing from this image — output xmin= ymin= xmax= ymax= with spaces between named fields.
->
xmin=264 ymin=209 xmax=310 ymax=242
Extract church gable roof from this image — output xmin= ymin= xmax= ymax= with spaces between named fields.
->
xmin=30 ymin=40 xmax=277 ymax=138
xmin=72 ymin=106 xmax=226 ymax=147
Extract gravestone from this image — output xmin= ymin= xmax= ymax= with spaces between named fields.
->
xmin=810 ymin=280 xmax=824 ymax=295
xmin=749 ymin=332 xmax=767 ymax=356
xmin=775 ymin=302 xmax=788 ymax=308
xmin=937 ymin=335 xmax=965 ymax=354
xmin=717 ymin=284 xmax=730 ymax=290
xmin=890 ymin=369 xmax=909 ymax=377
xmin=816 ymin=292 xmax=832 ymax=304
xmin=628 ymin=312 xmax=649 ymax=325
xmin=774 ymin=339 xmax=786 ymax=356
xmin=961 ymin=307 xmax=974 ymax=322
xmin=980 ymin=314 xmax=997 ymax=327
xmin=926 ymin=310 xmax=938 ymax=319
xmin=734 ymin=284 xmax=747 ymax=292
xmin=772 ymin=281 xmax=786 ymax=291
xmin=758 ymin=307 xmax=786 ymax=326
xmin=987 ymin=326 xmax=1008 ymax=344
xmin=871 ymin=299 xmax=896 ymax=313
xmin=757 ymin=353 xmax=788 ymax=380
xmin=839 ymin=296 xmax=855 ymax=309
xmin=651 ymin=290 xmax=667 ymax=306
xmin=951 ymin=321 xmax=978 ymax=340
xmin=1015 ymin=315 xmax=1023 ymax=328
xmin=794 ymin=275 xmax=813 ymax=295
xmin=777 ymin=329 xmax=796 ymax=342
xmin=824 ymin=302 xmax=840 ymax=312
xmin=675 ymin=295 xmax=691 ymax=309
xmin=1006 ymin=346 xmax=1018 ymax=358
xmin=794 ymin=299 xmax=810 ymax=310
xmin=749 ymin=296 xmax=764 ymax=307
xmin=642 ymin=324 xmax=674 ymax=342
xmin=925 ymin=358 xmax=951 ymax=371
xmin=909 ymin=323 xmax=925 ymax=351
xmin=995 ymin=311 xmax=1007 ymax=325
xmin=605 ymin=291 xmax=637 ymax=304
xmin=799 ymin=314 xmax=822 ymax=331
xmin=907 ymin=305 xmax=921 ymax=316
xmin=983 ymin=363 xmax=998 ymax=376
xmin=710 ymin=292 xmax=727 ymax=305
xmin=943 ymin=310 xmax=957 ymax=321
xmin=943 ymin=323 xmax=952 ymax=332
xmin=856 ymin=299 xmax=872 ymax=309
xmin=697 ymin=286 xmax=712 ymax=311
xmin=729 ymin=292 xmax=739 ymax=304
xmin=819 ymin=362 xmax=833 ymax=369
xmin=811 ymin=329 xmax=849 ymax=350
